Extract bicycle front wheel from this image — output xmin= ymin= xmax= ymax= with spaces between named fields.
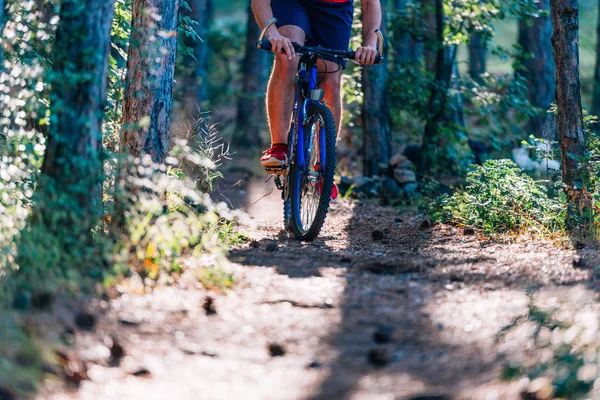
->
xmin=289 ymin=103 xmax=336 ymax=241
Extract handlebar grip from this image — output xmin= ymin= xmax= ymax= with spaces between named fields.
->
xmin=346 ymin=51 xmax=385 ymax=65
xmin=257 ymin=39 xmax=272 ymax=51
xmin=257 ymin=40 xmax=303 ymax=54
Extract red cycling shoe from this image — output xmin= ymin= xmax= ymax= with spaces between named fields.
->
xmin=315 ymin=180 xmax=339 ymax=202
xmin=261 ymin=144 xmax=289 ymax=173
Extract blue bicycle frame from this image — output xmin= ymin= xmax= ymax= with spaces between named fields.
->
xmin=289 ymin=58 xmax=327 ymax=222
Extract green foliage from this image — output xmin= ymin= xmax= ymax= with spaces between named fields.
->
xmin=424 ymin=159 xmax=566 ymax=235
xmin=197 ymin=265 xmax=235 ymax=290
xmin=0 ymin=315 xmax=44 ymax=398
xmin=501 ymin=297 xmax=598 ymax=399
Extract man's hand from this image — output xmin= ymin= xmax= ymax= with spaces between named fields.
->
xmin=268 ymin=27 xmax=295 ymax=60
xmin=354 ymin=44 xmax=378 ymax=65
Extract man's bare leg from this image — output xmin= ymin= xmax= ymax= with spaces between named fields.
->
xmin=317 ymin=59 xmax=344 ymax=136
xmin=266 ymin=26 xmax=306 ymax=145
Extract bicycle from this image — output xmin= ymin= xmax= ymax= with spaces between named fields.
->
xmin=256 ymin=18 xmax=384 ymax=241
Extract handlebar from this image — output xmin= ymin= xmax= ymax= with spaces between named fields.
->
xmin=256 ymin=18 xmax=385 ymax=65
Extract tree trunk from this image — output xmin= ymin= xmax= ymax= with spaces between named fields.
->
xmin=551 ymin=0 xmax=587 ymax=221
xmin=0 ymin=0 xmax=4 ymax=66
xmin=593 ymin=0 xmax=600 ymax=123
xmin=234 ymin=0 xmax=271 ymax=148
xmin=423 ymin=0 xmax=437 ymax=72
xmin=393 ymin=0 xmax=422 ymax=64
xmin=121 ymin=0 xmax=180 ymax=163
xmin=419 ymin=0 xmax=453 ymax=176
xmin=363 ymin=0 xmax=391 ymax=177
xmin=21 ymin=0 xmax=115 ymax=267
xmin=518 ymin=0 xmax=555 ymax=138
xmin=184 ymin=0 xmax=212 ymax=109
xmin=468 ymin=32 xmax=486 ymax=83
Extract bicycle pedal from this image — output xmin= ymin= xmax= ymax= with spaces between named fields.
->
xmin=264 ymin=165 xmax=288 ymax=175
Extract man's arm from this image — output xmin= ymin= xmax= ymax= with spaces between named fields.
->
xmin=355 ymin=0 xmax=382 ymax=65
xmin=251 ymin=0 xmax=295 ymax=59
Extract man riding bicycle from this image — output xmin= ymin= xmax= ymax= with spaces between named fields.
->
xmin=251 ymin=0 xmax=383 ymax=200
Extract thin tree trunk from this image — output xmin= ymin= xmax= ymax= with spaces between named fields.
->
xmin=468 ymin=32 xmax=486 ymax=83
xmin=593 ymin=0 xmax=600 ymax=123
xmin=423 ymin=0 xmax=437 ymax=72
xmin=185 ymin=0 xmax=212 ymax=109
xmin=393 ymin=0 xmax=413 ymax=63
xmin=363 ymin=0 xmax=391 ymax=177
xmin=21 ymin=0 xmax=115 ymax=266
xmin=551 ymin=0 xmax=587 ymax=220
xmin=0 ymin=0 xmax=4 ymax=66
xmin=121 ymin=0 xmax=180 ymax=163
xmin=235 ymin=0 xmax=270 ymax=148
xmin=419 ymin=0 xmax=452 ymax=175
xmin=518 ymin=0 xmax=555 ymax=137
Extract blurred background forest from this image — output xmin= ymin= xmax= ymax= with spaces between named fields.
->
xmin=3 ymin=0 xmax=600 ymax=397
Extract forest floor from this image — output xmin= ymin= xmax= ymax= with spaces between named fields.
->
xmin=40 ymin=156 xmax=600 ymax=400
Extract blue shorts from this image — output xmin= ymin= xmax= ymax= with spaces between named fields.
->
xmin=271 ymin=0 xmax=355 ymax=68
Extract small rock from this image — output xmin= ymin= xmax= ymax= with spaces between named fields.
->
xmin=352 ymin=176 xmax=381 ymax=197
xmin=378 ymin=162 xmax=390 ymax=174
xmin=12 ymin=292 xmax=30 ymax=310
xmin=394 ymin=168 xmax=417 ymax=185
xmin=373 ymin=325 xmax=394 ymax=344
xmin=389 ymin=154 xmax=408 ymax=167
xmin=338 ymin=176 xmax=353 ymax=194
xmin=31 ymin=292 xmax=55 ymax=310
xmin=202 ymin=296 xmax=217 ymax=316
xmin=109 ymin=337 xmax=125 ymax=363
xmin=381 ymin=177 xmax=404 ymax=200
xmin=119 ymin=318 xmax=141 ymax=326
xmin=267 ymin=343 xmax=286 ymax=357
xmin=463 ymin=227 xmax=475 ymax=235
xmin=372 ymin=230 xmax=385 ymax=241
xmin=403 ymin=182 xmax=420 ymax=198
xmin=265 ymin=242 xmax=279 ymax=252
xmin=62 ymin=327 xmax=76 ymax=346
xmin=483 ymin=283 xmax=498 ymax=291
xmin=74 ymin=312 xmax=96 ymax=331
xmin=368 ymin=347 xmax=390 ymax=367
xmin=131 ymin=368 xmax=152 ymax=378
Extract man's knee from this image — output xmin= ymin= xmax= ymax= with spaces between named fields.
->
xmin=321 ymin=72 xmax=342 ymax=94
xmin=273 ymin=55 xmax=298 ymax=82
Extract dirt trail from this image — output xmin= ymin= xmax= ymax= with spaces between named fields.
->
xmin=44 ymin=165 xmax=600 ymax=400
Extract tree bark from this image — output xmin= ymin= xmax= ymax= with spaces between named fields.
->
xmin=468 ymin=32 xmax=486 ymax=83
xmin=551 ymin=0 xmax=584 ymax=188
xmin=184 ymin=0 xmax=212 ymax=108
xmin=593 ymin=0 xmax=600 ymax=123
xmin=419 ymin=0 xmax=454 ymax=176
xmin=121 ymin=0 xmax=180 ymax=163
xmin=27 ymin=0 xmax=114 ymax=253
xmin=0 ymin=0 xmax=4 ymax=66
xmin=518 ymin=0 xmax=555 ymax=138
xmin=393 ymin=0 xmax=422 ymax=64
xmin=363 ymin=0 xmax=391 ymax=177
xmin=234 ymin=0 xmax=271 ymax=148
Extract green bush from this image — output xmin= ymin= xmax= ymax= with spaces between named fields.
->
xmin=424 ymin=159 xmax=566 ymax=235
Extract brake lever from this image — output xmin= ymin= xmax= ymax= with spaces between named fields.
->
xmin=257 ymin=18 xmax=278 ymax=47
